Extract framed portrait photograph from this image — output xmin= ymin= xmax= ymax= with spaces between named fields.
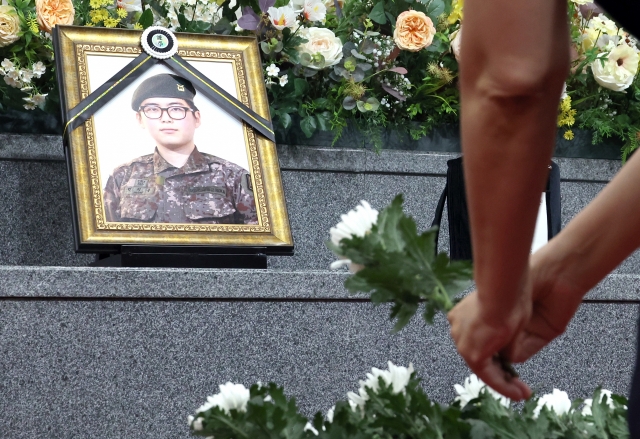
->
xmin=54 ymin=26 xmax=292 ymax=257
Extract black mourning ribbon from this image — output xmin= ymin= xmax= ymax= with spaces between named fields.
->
xmin=64 ymin=52 xmax=275 ymax=143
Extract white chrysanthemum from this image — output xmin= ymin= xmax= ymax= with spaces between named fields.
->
xmin=267 ymin=5 xmax=297 ymax=30
xmin=533 ymin=389 xmax=572 ymax=418
xmin=454 ymin=374 xmax=511 ymax=408
xmin=329 ymin=200 xmax=378 ymax=272
xmin=266 ymin=63 xmax=280 ymax=77
xmin=189 ymin=416 xmax=204 ymax=431
xmin=591 ymin=44 xmax=639 ymax=92
xmin=326 ymin=405 xmax=335 ymax=422
xmin=348 ymin=362 xmax=414 ymax=410
xmin=196 ymin=382 xmax=250 ymax=415
xmin=329 ymin=200 xmax=378 ymax=247
xmin=582 ymin=389 xmax=620 ymax=416
xmin=304 ymin=422 xmax=319 ymax=435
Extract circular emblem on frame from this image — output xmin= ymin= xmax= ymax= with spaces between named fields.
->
xmin=141 ymin=26 xmax=178 ymax=59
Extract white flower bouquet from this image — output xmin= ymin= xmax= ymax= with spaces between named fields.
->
xmin=186 ymin=197 xmax=629 ymax=438
xmin=188 ymin=364 xmax=629 ymax=438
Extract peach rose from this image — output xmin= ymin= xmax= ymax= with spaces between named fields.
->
xmin=36 ymin=0 xmax=75 ymax=34
xmin=393 ymin=10 xmax=435 ymax=52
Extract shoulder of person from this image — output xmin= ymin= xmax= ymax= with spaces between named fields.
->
xmin=201 ymin=152 xmax=249 ymax=175
xmin=111 ymin=153 xmax=155 ymax=176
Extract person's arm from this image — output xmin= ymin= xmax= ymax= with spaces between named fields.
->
xmin=103 ymin=174 xmax=122 ymax=222
xmin=507 ymin=150 xmax=640 ymax=364
xmin=447 ymin=0 xmax=570 ymax=400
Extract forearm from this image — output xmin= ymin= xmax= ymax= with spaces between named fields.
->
xmin=541 ymin=151 xmax=640 ymax=296
xmin=460 ymin=0 xmax=569 ymax=319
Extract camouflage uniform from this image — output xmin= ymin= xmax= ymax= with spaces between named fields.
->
xmin=103 ymin=147 xmax=257 ymax=224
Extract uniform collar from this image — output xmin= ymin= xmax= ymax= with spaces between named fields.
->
xmin=153 ymin=146 xmax=209 ymax=176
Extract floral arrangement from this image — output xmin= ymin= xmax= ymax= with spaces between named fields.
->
xmin=1 ymin=0 xmax=639 ymax=157
xmin=187 ymin=365 xmax=629 ymax=438
xmin=185 ymin=198 xmax=629 ymax=438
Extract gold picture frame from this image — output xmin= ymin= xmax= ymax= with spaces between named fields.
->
xmin=54 ymin=25 xmax=292 ymax=254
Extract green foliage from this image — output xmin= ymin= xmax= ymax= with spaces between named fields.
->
xmin=3 ymin=0 xmax=637 ymax=160
xmin=191 ymin=376 xmax=630 ymax=439
xmin=328 ymin=195 xmax=472 ymax=331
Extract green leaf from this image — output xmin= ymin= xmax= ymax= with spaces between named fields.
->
xmin=315 ymin=111 xmax=331 ymax=131
xmin=375 ymin=195 xmax=406 ymax=253
xmin=313 ymin=98 xmax=329 ymax=109
xmin=300 ymin=115 xmax=317 ymax=138
xmin=368 ymin=1 xmax=387 ymax=24
xmin=279 ymin=112 xmax=292 ymax=129
xmin=138 ymin=8 xmax=153 ymax=28
xmin=294 ymin=78 xmax=308 ymax=96
xmin=424 ymin=0 xmax=445 ymax=21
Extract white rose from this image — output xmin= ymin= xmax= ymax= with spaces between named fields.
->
xmin=0 ymin=5 xmax=20 ymax=48
xmin=591 ymin=44 xmax=639 ymax=92
xmin=297 ymin=27 xmax=343 ymax=69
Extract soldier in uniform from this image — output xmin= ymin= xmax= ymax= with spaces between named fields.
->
xmin=103 ymin=74 xmax=258 ymax=224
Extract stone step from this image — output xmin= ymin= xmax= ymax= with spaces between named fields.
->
xmin=0 ymin=272 xmax=636 ymax=438
xmin=0 ymin=265 xmax=636 ymax=301
xmin=0 ymin=134 xmax=637 ymax=438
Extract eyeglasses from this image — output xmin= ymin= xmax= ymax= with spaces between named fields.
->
xmin=139 ymin=105 xmax=194 ymax=120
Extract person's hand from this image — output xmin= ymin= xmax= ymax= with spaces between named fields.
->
xmin=503 ymin=252 xmax=586 ymax=364
xmin=447 ymin=287 xmax=533 ymax=401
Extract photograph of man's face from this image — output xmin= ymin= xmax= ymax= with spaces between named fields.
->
xmin=94 ymin=73 xmax=258 ymax=225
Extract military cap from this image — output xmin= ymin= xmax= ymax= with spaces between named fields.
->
xmin=131 ymin=74 xmax=198 ymax=111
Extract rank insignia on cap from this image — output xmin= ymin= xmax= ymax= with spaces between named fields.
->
xmin=177 ymin=84 xmax=185 ymax=92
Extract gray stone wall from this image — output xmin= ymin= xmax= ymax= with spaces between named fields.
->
xmin=0 ymin=134 xmax=636 ymax=438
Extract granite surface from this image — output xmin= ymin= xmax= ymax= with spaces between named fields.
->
xmin=0 ymin=134 xmax=622 ymax=180
xmin=0 ymin=265 xmax=637 ymax=300
xmin=267 ymin=170 xmax=366 ymax=270
xmin=0 ymin=300 xmax=635 ymax=438
xmin=0 ymin=160 xmax=94 ymax=266
xmin=0 ymin=155 xmax=630 ymax=270
xmin=0 ymin=266 xmax=351 ymax=299
xmin=0 ymin=134 xmax=63 ymax=161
